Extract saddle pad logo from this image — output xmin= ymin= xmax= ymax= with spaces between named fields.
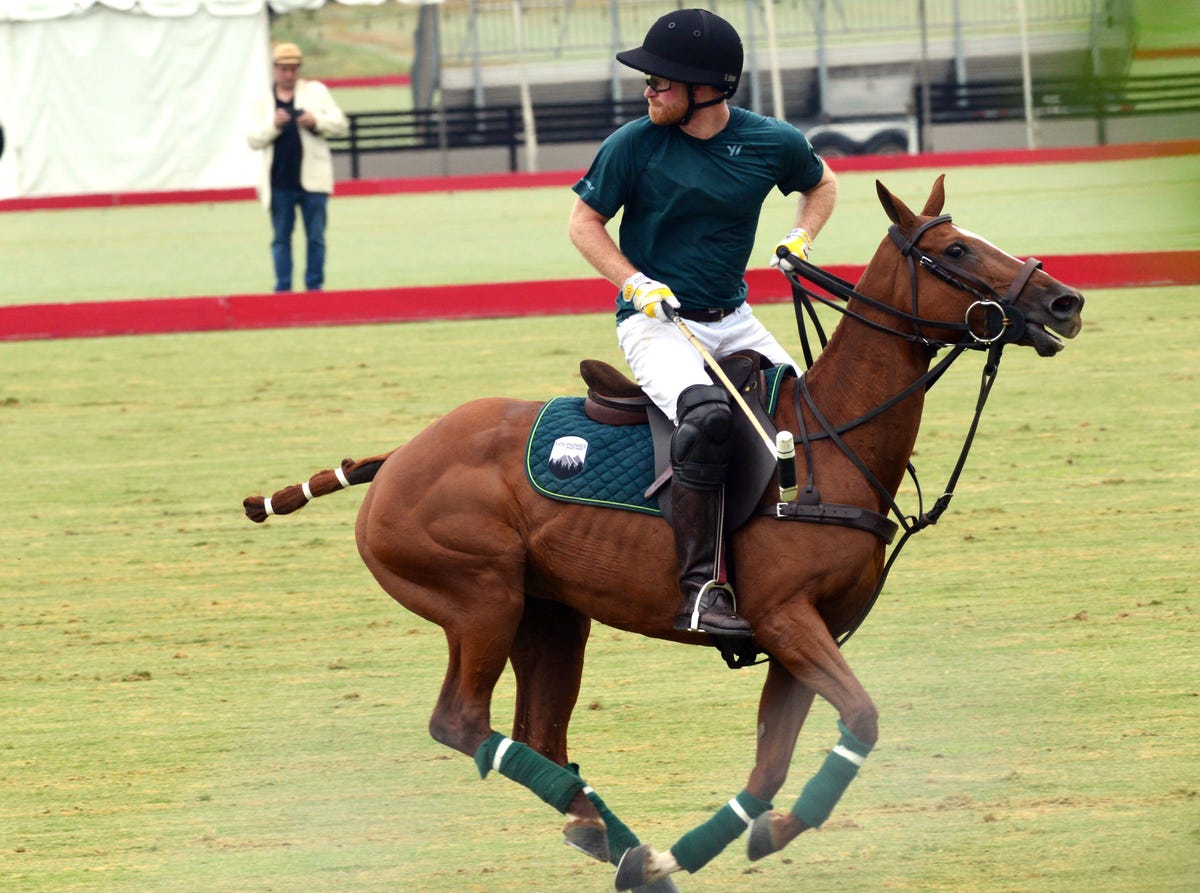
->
xmin=548 ymin=436 xmax=589 ymax=479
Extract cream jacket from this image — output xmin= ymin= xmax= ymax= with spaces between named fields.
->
xmin=247 ymin=79 xmax=349 ymax=208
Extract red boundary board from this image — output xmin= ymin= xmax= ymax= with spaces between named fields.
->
xmin=3 ymin=251 xmax=1197 ymax=342
xmin=3 ymin=140 xmax=1196 ymax=341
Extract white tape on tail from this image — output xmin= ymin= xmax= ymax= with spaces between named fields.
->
xmin=334 ymin=466 xmax=350 ymax=489
xmin=301 ymin=480 xmax=313 ymax=501
xmin=263 ymin=497 xmax=275 ymax=516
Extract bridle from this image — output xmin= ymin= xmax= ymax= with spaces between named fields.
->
xmin=788 ymin=214 xmax=1043 ymax=366
xmin=774 ymin=214 xmax=1046 ymax=648
xmin=888 ymin=214 xmax=1042 ymax=350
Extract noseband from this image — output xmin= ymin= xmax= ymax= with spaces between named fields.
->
xmin=783 ymin=214 xmax=1043 ymax=361
xmin=888 ymin=214 xmax=1043 ymax=347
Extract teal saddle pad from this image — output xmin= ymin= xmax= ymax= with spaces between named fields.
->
xmin=525 ymin=366 xmax=788 ymax=516
xmin=526 ymin=397 xmax=660 ymax=514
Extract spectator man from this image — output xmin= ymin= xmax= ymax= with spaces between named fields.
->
xmin=247 ymin=42 xmax=348 ymax=292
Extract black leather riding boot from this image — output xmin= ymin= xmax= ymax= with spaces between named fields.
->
xmin=668 ymin=384 xmax=753 ymax=638
xmin=669 ymin=481 xmax=753 ymax=637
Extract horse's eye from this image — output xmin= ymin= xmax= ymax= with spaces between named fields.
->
xmin=946 ymin=242 xmax=968 ymax=259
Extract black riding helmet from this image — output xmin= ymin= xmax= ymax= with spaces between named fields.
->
xmin=616 ymin=8 xmax=743 ymax=99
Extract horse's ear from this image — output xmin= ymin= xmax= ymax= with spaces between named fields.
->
xmin=921 ymin=174 xmax=947 ymax=216
xmin=876 ymin=180 xmax=915 ymax=228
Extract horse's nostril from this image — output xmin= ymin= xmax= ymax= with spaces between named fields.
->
xmin=1051 ymin=294 xmax=1080 ymax=317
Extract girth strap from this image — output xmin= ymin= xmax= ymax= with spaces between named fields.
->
xmin=767 ymin=501 xmax=898 ymax=543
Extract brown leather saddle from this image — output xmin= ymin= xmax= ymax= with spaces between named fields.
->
xmin=578 ymin=352 xmax=789 ymax=529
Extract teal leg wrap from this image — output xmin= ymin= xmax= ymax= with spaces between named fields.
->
xmin=569 ymin=763 xmax=640 ymax=862
xmin=474 ymin=732 xmax=506 ymax=779
xmin=791 ymin=720 xmax=874 ymax=828
xmin=473 ymin=733 xmax=584 ymax=814
xmin=584 ymin=787 xmax=641 ymax=863
xmin=670 ymin=789 xmax=772 ymax=874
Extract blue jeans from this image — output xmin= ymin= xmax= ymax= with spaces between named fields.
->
xmin=270 ymin=189 xmax=328 ymax=292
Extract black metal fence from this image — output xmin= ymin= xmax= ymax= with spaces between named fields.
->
xmin=917 ymin=71 xmax=1200 ymax=145
xmin=920 ymin=72 xmax=1200 ymax=122
xmin=331 ymin=73 xmax=1200 ymax=176
xmin=330 ymin=99 xmax=648 ymax=177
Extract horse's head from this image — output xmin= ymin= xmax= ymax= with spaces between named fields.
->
xmin=876 ymin=176 xmax=1084 ymax=356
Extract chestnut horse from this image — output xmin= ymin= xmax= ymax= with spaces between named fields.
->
xmin=243 ymin=178 xmax=1083 ymax=891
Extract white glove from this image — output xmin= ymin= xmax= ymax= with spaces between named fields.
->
xmin=770 ymin=227 xmax=814 ymax=272
xmin=622 ymin=272 xmax=680 ymax=323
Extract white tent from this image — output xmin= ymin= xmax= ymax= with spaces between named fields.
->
xmin=0 ymin=0 xmax=374 ymax=200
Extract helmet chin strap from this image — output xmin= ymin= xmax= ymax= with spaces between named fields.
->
xmin=679 ymin=85 xmax=729 ymax=125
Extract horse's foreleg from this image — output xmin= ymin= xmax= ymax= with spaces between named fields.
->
xmin=615 ymin=659 xmax=815 ymax=890
xmin=617 ymin=616 xmax=878 ymax=892
xmin=615 ymin=787 xmax=774 ymax=891
xmin=746 ymin=600 xmax=878 ymax=861
xmin=747 ymin=657 xmax=817 ymax=800
xmin=618 ymin=601 xmax=879 ymax=890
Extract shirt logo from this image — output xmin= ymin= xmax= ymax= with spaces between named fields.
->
xmin=726 ymin=145 xmax=743 ymax=157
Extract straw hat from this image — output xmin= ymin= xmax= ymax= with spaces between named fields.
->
xmin=273 ymin=43 xmax=303 ymax=65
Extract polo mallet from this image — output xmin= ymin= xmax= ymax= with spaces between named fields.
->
xmin=662 ymin=303 xmax=798 ymax=502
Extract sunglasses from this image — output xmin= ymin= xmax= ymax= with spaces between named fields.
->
xmin=644 ymin=74 xmax=673 ymax=93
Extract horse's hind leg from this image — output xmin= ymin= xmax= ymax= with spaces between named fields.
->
xmin=509 ymin=596 xmax=591 ymax=760
xmin=368 ymin=575 xmax=596 ymax=859
xmin=507 ymin=597 xmax=608 ymax=860
xmin=374 ymin=570 xmax=602 ymax=845
xmin=509 ymin=599 xmax=640 ymax=864
xmin=511 ymin=599 xmax=677 ymax=891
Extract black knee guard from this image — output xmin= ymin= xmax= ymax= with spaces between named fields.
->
xmin=671 ymin=384 xmax=733 ymax=489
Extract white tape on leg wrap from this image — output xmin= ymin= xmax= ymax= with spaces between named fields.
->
xmin=728 ymin=797 xmax=753 ymax=826
xmin=334 ymin=466 xmax=350 ymax=489
xmin=263 ymin=497 xmax=275 ymax=516
xmin=301 ymin=481 xmax=313 ymax=501
xmin=493 ymin=737 xmax=515 ymax=772
xmin=832 ymin=744 xmax=867 ymax=767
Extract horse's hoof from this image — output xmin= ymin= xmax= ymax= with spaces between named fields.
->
xmin=747 ymin=812 xmax=780 ymax=862
xmin=614 ymin=844 xmax=653 ymax=891
xmin=635 ymin=875 xmax=681 ymax=893
xmin=562 ymin=818 xmax=610 ymax=863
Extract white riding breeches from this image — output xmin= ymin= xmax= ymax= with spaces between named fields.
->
xmin=616 ymin=303 xmax=799 ymax=423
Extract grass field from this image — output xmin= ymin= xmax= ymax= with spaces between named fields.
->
xmin=4 ymin=7 xmax=1197 ymax=889
xmin=3 ymin=145 xmax=1199 ymax=891
xmin=2 ymin=154 xmax=1198 ymax=306
xmin=3 ymin=274 xmax=1198 ymax=892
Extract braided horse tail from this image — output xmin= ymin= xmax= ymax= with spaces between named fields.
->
xmin=243 ymin=453 xmax=394 ymax=523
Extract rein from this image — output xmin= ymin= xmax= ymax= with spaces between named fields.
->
xmin=778 ymin=215 xmax=1043 ymax=648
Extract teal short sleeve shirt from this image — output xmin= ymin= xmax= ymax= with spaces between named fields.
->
xmin=572 ymin=106 xmax=825 ymax=321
